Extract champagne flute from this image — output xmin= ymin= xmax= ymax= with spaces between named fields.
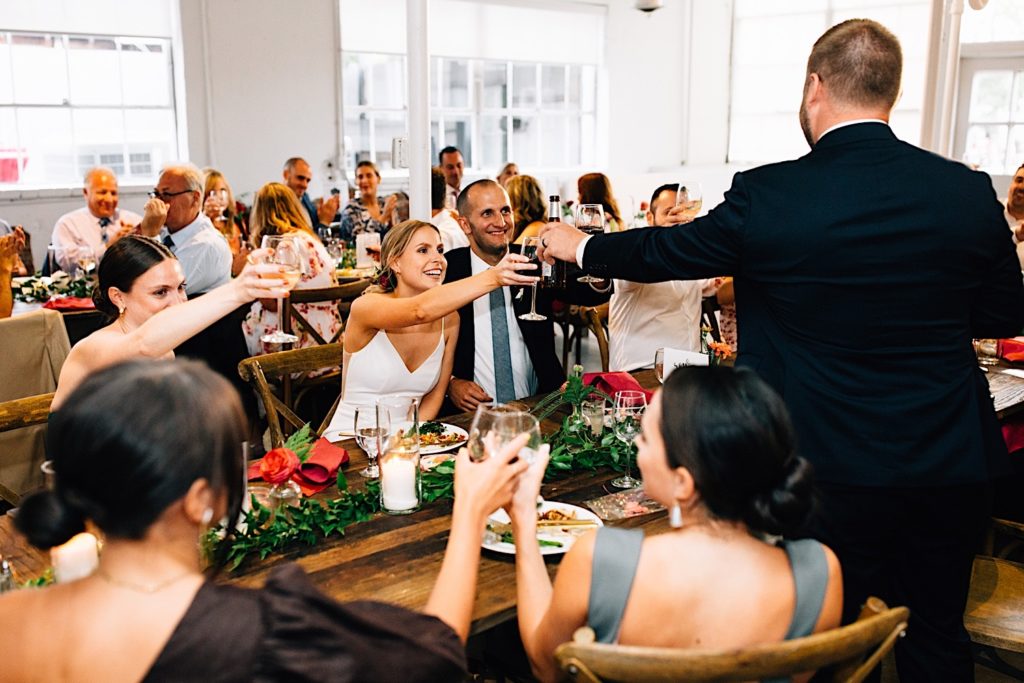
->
xmin=259 ymin=235 xmax=303 ymax=345
xmin=576 ymin=204 xmax=607 ymax=283
xmin=518 ymin=236 xmax=546 ymax=322
xmin=354 ymin=405 xmax=385 ymax=478
xmin=675 ymin=182 xmax=703 ymax=220
xmin=654 ymin=348 xmax=665 ymax=383
xmin=610 ymin=390 xmax=646 ymax=489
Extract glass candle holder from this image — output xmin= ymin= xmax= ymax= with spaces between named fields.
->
xmin=581 ymin=398 xmax=606 ymax=437
xmin=975 ymin=338 xmax=1001 ymax=366
xmin=51 ymin=532 xmax=99 ymax=583
xmin=380 ymin=437 xmax=421 ymax=515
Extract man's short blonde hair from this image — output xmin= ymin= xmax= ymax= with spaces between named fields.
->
xmin=807 ymin=19 xmax=902 ymax=111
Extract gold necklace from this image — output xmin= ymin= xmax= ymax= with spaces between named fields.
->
xmin=96 ymin=568 xmax=196 ymax=594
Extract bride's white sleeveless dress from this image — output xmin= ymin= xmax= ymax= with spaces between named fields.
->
xmin=325 ymin=319 xmax=444 ymax=437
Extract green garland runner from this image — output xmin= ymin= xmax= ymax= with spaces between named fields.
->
xmin=208 ymin=371 xmax=637 ymax=572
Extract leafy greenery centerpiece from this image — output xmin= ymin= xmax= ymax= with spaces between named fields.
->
xmin=13 ymin=271 xmax=95 ymax=303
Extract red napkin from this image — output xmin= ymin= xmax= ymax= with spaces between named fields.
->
xmin=43 ymin=297 xmax=95 ymax=311
xmin=999 ymin=338 xmax=1024 ymax=363
xmin=583 ymin=372 xmax=655 ymax=402
xmin=247 ymin=437 xmax=350 ymax=496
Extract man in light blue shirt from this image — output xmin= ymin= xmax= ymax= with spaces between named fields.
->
xmin=140 ymin=164 xmax=231 ymax=296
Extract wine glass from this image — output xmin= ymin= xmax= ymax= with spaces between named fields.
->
xmin=654 ymin=348 xmax=665 ymax=383
xmin=518 ymin=236 xmax=546 ymax=322
xmin=259 ymin=235 xmax=303 ymax=345
xmin=467 ymin=404 xmax=540 ymax=462
xmin=610 ymin=390 xmax=646 ymax=489
xmin=675 ymin=182 xmax=703 ymax=220
xmin=576 ymin=204 xmax=607 ymax=283
xmin=76 ymin=246 xmax=97 ymax=278
xmin=354 ymin=405 xmax=385 ymax=478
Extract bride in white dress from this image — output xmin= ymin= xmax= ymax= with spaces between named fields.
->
xmin=327 ymin=219 xmax=536 ymax=434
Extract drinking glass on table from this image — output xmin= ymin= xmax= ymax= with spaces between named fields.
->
xmin=518 ymin=236 xmax=546 ymax=321
xmin=675 ymin=182 xmax=703 ymax=220
xmin=611 ymin=390 xmax=646 ymax=489
xmin=259 ymin=235 xmax=303 ymax=345
xmin=581 ymin=398 xmax=606 ymax=437
xmin=576 ymin=204 xmax=608 ymax=283
xmin=75 ymin=246 xmax=97 ymax=278
xmin=654 ymin=348 xmax=665 ymax=383
xmin=354 ymin=404 xmax=385 ymax=478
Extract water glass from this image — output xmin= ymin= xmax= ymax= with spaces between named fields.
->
xmin=611 ymin=390 xmax=646 ymax=489
xmin=581 ymin=398 xmax=606 ymax=437
xmin=975 ymin=339 xmax=1000 ymax=366
xmin=354 ymin=405 xmax=384 ymax=478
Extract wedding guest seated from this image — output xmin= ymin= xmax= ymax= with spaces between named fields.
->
xmin=578 ymin=172 xmax=624 ymax=231
xmin=0 ymin=227 xmax=26 ymax=319
xmin=1005 ymin=162 xmax=1024 ymax=270
xmin=202 ymin=168 xmax=250 ymax=275
xmin=440 ymin=146 xmax=465 ymax=210
xmin=242 ymin=182 xmax=342 ymax=356
xmin=340 ymin=160 xmax=393 ymax=242
xmin=496 ymin=162 xmax=519 ymax=189
xmin=51 ymin=166 xmax=141 ymax=270
xmin=139 ymin=164 xmax=232 ymax=296
xmin=51 ymin=235 xmax=290 ymax=409
xmin=506 ymin=366 xmax=842 ymax=682
xmin=325 ymin=219 xmax=536 ymax=433
xmin=430 ymin=167 xmax=468 ymax=252
xmin=283 ymin=157 xmax=339 ymax=234
xmin=508 ymin=175 xmax=547 ymax=244
xmin=3 ymin=359 xmax=528 ymax=681
xmin=0 ymin=220 xmax=28 ymax=275
xmin=609 ymin=183 xmax=706 ymax=371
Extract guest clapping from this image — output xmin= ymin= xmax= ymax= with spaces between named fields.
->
xmin=507 ymin=367 xmax=841 ymax=682
xmin=202 ymin=168 xmax=250 ymax=275
xmin=340 ymin=160 xmax=391 ymax=241
xmin=0 ymin=227 xmax=26 ymax=319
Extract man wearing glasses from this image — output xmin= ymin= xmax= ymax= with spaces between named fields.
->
xmin=140 ymin=164 xmax=232 ymax=296
xmin=51 ymin=166 xmax=141 ymax=271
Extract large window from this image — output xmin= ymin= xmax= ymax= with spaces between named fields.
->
xmin=954 ymin=0 xmax=1024 ymax=176
xmin=342 ymin=52 xmax=598 ymax=172
xmin=728 ymin=0 xmax=932 ymax=164
xmin=0 ymin=31 xmax=178 ymax=187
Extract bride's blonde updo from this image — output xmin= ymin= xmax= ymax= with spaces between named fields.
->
xmin=366 ymin=219 xmax=441 ymax=294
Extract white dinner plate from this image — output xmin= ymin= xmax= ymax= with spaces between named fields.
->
xmin=419 ymin=423 xmax=469 ymax=455
xmin=483 ymin=502 xmax=603 ymax=556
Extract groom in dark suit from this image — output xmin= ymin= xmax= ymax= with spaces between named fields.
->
xmin=441 ymin=180 xmax=565 ymax=415
xmin=540 ymin=19 xmax=1024 ymax=681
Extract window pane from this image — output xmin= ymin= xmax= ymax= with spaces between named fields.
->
xmin=580 ymin=65 xmax=597 ymax=112
xmin=369 ymin=54 xmax=405 ymax=108
xmin=541 ymin=65 xmax=565 ymax=107
xmin=0 ymin=40 xmax=13 ymax=104
xmin=964 ymin=124 xmax=1009 ymax=172
xmin=73 ymin=108 xmax=125 ymax=151
xmin=1013 ymin=71 xmax=1024 ymax=122
xmin=373 ymin=112 xmax=406 ymax=168
xmin=11 ymin=34 xmax=69 ymax=105
xmin=480 ymin=113 xmax=507 ymax=170
xmin=441 ymin=116 xmax=472 ymax=164
xmin=121 ymin=39 xmax=172 ymax=107
xmin=343 ymin=55 xmax=369 ymax=107
xmin=16 ymin=107 xmax=75 ymax=185
xmin=482 ymin=62 xmax=507 ymax=109
xmin=129 ymin=151 xmax=152 ymax=175
xmin=124 ymin=109 xmax=176 ymax=179
xmin=960 ymin=0 xmax=1024 ymax=43
xmin=567 ymin=65 xmax=581 ymax=108
xmin=431 ymin=58 xmax=438 ymax=108
xmin=344 ymin=113 xmax=371 ymax=166
xmin=1008 ymin=125 xmax=1024 ymax=175
xmin=969 ymin=71 xmax=1013 ymax=123
xmin=539 ymin=115 xmax=566 ymax=166
xmin=67 ymin=36 xmax=122 ymax=106
xmin=568 ymin=115 xmax=583 ymax=166
xmin=511 ymin=115 xmax=538 ymax=166
xmin=0 ymin=109 xmax=21 ymax=184
xmin=442 ymin=59 xmax=470 ymax=109
xmin=512 ymin=64 xmax=536 ymax=108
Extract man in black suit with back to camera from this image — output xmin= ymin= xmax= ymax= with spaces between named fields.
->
xmin=539 ymin=19 xmax=1024 ymax=682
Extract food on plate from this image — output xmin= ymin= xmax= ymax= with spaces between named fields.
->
xmin=486 ymin=522 xmax=564 ymax=549
xmin=418 ymin=421 xmax=467 ymax=448
xmin=539 ymin=507 xmax=577 ymax=522
xmin=624 ymin=500 xmax=651 ymax=516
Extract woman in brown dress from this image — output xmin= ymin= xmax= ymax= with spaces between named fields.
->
xmin=1 ymin=360 xmax=526 ymax=682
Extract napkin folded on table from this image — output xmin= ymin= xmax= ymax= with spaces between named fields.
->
xmin=583 ymin=372 xmax=655 ymax=403
xmin=247 ymin=437 xmax=350 ymax=496
xmin=1000 ymin=338 xmax=1024 ymax=363
xmin=43 ymin=297 xmax=95 ymax=311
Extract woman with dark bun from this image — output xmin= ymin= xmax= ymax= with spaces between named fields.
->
xmin=2 ymin=360 xmax=527 ymax=681
xmin=505 ymin=366 xmax=843 ymax=682
xmin=51 ymin=235 xmax=292 ymax=409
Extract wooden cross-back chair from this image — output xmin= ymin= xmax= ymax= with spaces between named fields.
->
xmin=581 ymin=303 xmax=610 ymax=373
xmin=965 ymin=518 xmax=1024 ymax=678
xmin=282 ymin=280 xmax=370 ymax=346
xmin=238 ymin=346 xmax=343 ymax=449
xmin=0 ymin=392 xmax=54 ymax=504
xmin=554 ymin=597 xmax=908 ymax=683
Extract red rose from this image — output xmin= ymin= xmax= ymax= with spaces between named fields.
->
xmin=260 ymin=448 xmax=300 ymax=484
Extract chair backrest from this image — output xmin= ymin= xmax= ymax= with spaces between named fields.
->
xmin=555 ymin=598 xmax=909 ymax=683
xmin=283 ymin=281 xmax=370 ymax=345
xmin=238 ymin=345 xmax=343 ymax=449
xmin=581 ymin=303 xmax=610 ymax=372
xmin=0 ymin=392 xmax=54 ymax=504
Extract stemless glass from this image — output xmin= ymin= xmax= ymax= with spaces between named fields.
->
xmin=675 ymin=182 xmax=703 ymax=220
xmin=260 ymin=235 xmax=303 ymax=345
xmin=518 ymin=236 xmax=546 ymax=322
xmin=611 ymin=390 xmax=647 ymax=489
xmin=581 ymin=398 xmax=606 ymax=437
xmin=576 ymin=204 xmax=608 ymax=283
xmin=354 ymin=405 xmax=385 ymax=478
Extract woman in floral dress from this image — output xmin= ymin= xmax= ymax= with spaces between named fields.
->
xmin=339 ymin=160 xmax=394 ymax=242
xmin=242 ymin=183 xmax=342 ymax=356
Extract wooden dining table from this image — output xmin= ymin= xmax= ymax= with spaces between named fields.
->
xmin=0 ymin=370 xmax=667 ymax=635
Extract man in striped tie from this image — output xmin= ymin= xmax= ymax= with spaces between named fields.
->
xmin=50 ymin=166 xmax=142 ymax=271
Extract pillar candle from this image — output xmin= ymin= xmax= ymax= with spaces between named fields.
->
xmin=51 ymin=532 xmax=99 ymax=583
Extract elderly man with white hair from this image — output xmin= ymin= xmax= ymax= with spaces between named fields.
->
xmin=140 ymin=164 xmax=232 ymax=296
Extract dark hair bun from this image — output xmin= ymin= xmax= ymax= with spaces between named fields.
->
xmin=14 ymin=490 xmax=86 ymax=550
xmin=744 ymin=455 xmax=816 ymax=537
xmin=92 ymin=285 xmax=117 ymax=319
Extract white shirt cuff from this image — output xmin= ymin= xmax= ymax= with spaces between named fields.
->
xmin=575 ymin=235 xmax=593 ymax=268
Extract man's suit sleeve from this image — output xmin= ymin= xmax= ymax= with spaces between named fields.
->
xmin=581 ymin=172 xmax=748 ymax=282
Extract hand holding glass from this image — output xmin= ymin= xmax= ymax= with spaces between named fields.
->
xmin=675 ymin=182 xmax=703 ymax=220
xmin=518 ymin=237 xmax=547 ymax=321
xmin=576 ymin=204 xmax=608 ymax=283
xmin=259 ymin=235 xmax=303 ymax=345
